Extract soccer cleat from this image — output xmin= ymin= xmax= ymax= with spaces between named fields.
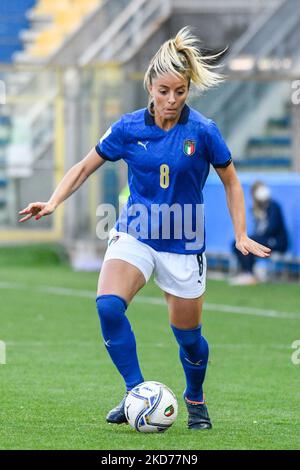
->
xmin=185 ymin=399 xmax=212 ymax=430
xmin=106 ymin=393 xmax=128 ymax=424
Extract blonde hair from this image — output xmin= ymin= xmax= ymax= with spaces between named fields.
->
xmin=144 ymin=26 xmax=225 ymax=94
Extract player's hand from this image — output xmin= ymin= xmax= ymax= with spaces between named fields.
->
xmin=18 ymin=202 xmax=56 ymax=222
xmin=235 ymin=234 xmax=271 ymax=258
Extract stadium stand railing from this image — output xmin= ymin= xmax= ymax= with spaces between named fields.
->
xmin=78 ymin=0 xmax=172 ymax=65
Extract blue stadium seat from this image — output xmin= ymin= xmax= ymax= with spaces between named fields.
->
xmin=0 ymin=20 xmax=30 ymax=36
xmin=235 ymin=157 xmax=292 ymax=169
xmin=0 ymin=115 xmax=11 ymax=148
xmin=267 ymin=116 xmax=291 ymax=128
xmin=0 ymin=1 xmax=36 ymax=13
xmin=0 ymin=116 xmax=11 ymax=126
xmin=0 ymin=0 xmax=36 ymax=63
xmin=240 ymin=112 xmax=292 ymax=171
xmin=247 ymin=136 xmax=292 ymax=146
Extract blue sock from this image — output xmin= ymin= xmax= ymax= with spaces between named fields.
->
xmin=171 ymin=324 xmax=209 ymax=403
xmin=96 ymin=294 xmax=144 ymax=391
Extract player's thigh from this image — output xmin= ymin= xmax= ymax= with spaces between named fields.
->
xmin=97 ymin=259 xmax=146 ymax=304
xmin=165 ymin=293 xmax=204 ymax=329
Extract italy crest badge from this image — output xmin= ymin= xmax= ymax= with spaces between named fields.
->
xmin=183 ymin=140 xmax=196 ymax=156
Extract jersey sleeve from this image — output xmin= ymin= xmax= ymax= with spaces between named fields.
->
xmin=205 ymin=120 xmax=232 ymax=168
xmin=95 ymin=117 xmax=125 ymax=162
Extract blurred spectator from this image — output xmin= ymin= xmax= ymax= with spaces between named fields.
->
xmin=230 ymin=181 xmax=288 ymax=285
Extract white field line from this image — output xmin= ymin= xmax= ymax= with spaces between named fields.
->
xmin=137 ymin=296 xmax=300 ymax=320
xmin=0 ymin=281 xmax=299 ymax=320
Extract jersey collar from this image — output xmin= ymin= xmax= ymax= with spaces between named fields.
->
xmin=144 ymin=104 xmax=190 ymax=126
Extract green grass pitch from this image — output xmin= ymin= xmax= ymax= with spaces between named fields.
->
xmin=0 ymin=245 xmax=299 ymax=450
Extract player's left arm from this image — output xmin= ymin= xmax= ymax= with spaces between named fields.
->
xmin=215 ymin=162 xmax=271 ymax=258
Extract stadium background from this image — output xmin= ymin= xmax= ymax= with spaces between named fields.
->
xmin=0 ymin=0 xmax=300 ymax=450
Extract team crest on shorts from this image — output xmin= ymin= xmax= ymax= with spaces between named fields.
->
xmin=108 ymin=235 xmax=120 ymax=246
xmin=183 ymin=139 xmax=196 ymax=156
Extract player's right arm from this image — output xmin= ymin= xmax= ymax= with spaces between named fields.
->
xmin=19 ymin=148 xmax=106 ymax=222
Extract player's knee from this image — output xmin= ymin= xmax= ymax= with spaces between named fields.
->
xmin=96 ymin=294 xmax=127 ymax=327
xmin=171 ymin=324 xmax=202 ymax=347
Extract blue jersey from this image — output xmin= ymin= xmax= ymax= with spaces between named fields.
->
xmin=95 ymin=105 xmax=231 ymax=254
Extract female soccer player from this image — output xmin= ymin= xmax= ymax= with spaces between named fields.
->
xmin=19 ymin=27 xmax=271 ymax=430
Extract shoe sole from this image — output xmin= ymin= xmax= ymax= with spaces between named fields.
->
xmin=188 ymin=424 xmax=212 ymax=430
xmin=106 ymin=419 xmax=128 ymax=425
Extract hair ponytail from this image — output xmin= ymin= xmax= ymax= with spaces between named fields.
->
xmin=144 ymin=26 xmax=226 ymax=92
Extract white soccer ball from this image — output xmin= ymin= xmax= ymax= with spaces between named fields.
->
xmin=124 ymin=381 xmax=178 ymax=433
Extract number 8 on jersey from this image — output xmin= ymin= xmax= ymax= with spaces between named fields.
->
xmin=160 ymin=164 xmax=170 ymax=189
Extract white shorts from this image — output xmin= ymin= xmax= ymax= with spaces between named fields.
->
xmin=103 ymin=229 xmax=207 ymax=299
